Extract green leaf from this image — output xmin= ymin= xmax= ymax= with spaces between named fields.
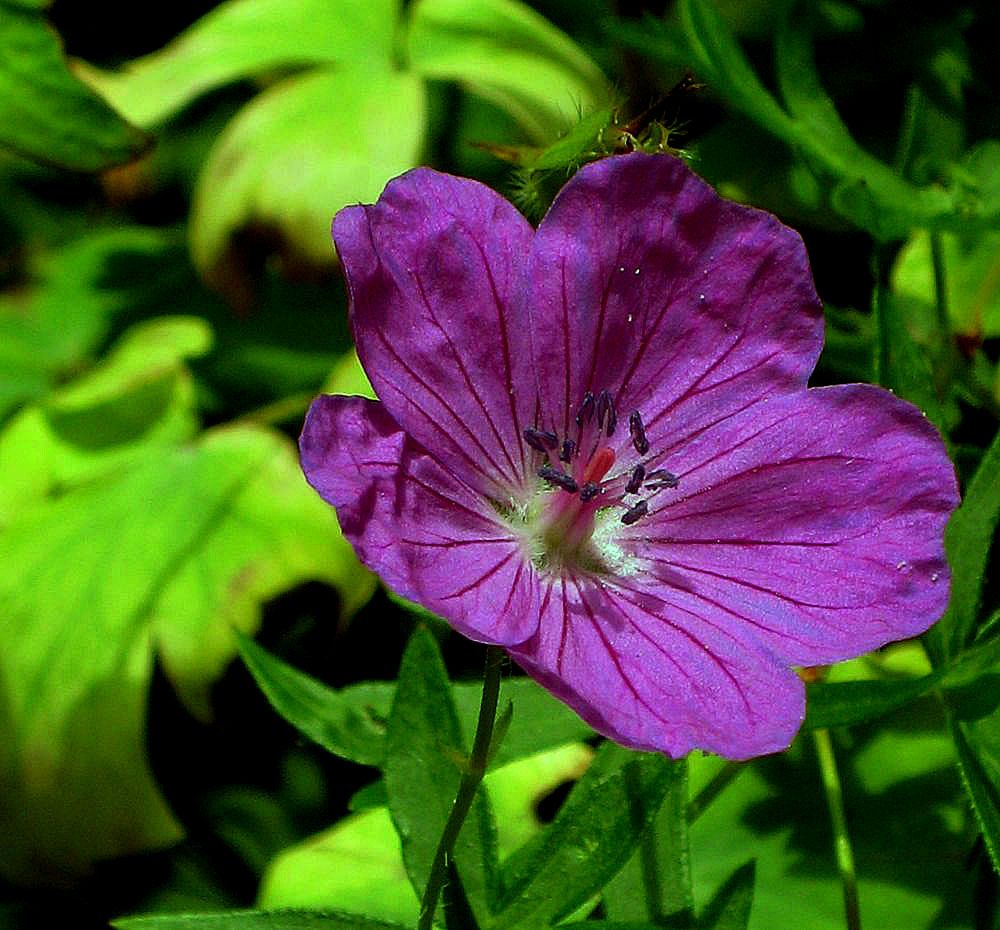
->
xmin=804 ymin=676 xmax=941 ymax=729
xmin=322 ymin=350 xmax=376 ymax=399
xmin=687 ymin=733 xmax=967 ymax=927
xmin=0 ymin=227 xmax=182 ymax=421
xmin=941 ymin=427 xmax=1000 ymax=656
xmin=872 ymin=251 xmax=946 ymax=431
xmin=238 ymin=638 xmax=592 ymax=768
xmin=79 ymin=0 xmax=400 ymax=128
xmin=677 ymin=0 xmax=794 ymax=140
xmin=259 ymin=743 xmax=593 ymax=922
xmin=603 ymin=758 xmax=692 ymax=924
xmin=190 ymin=67 xmax=425 ymax=283
xmin=0 ymin=7 xmax=149 ymax=169
xmin=114 ymin=910 xmax=414 ymax=930
xmin=385 ymin=629 xmax=499 ymax=919
xmin=675 ymin=0 xmax=971 ymax=239
xmin=698 ymin=861 xmax=756 ymax=930
xmin=0 ymin=316 xmax=210 ymax=526
xmin=151 ymin=435 xmax=375 ymax=721
xmin=893 ymin=229 xmax=1000 ymax=338
xmin=406 ymin=0 xmax=610 ymax=143
xmin=454 ymin=675 xmax=594 ymax=768
xmin=0 ymin=426 xmax=371 ymax=880
xmin=951 ymin=719 xmax=1000 ymax=873
xmin=238 ymin=635 xmax=388 ymax=767
xmin=493 ymin=743 xmax=679 ymax=929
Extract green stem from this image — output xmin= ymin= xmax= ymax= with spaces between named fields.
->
xmin=418 ymin=646 xmax=505 ymax=930
xmin=233 ymin=392 xmax=314 ymax=427
xmin=813 ymin=728 xmax=861 ymax=930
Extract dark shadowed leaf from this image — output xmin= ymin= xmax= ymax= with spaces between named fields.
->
xmin=0 ymin=7 xmax=148 ymax=169
xmin=804 ymin=676 xmax=941 ymax=730
xmin=699 ymin=861 xmax=756 ymax=929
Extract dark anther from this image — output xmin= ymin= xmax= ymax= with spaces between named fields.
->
xmin=560 ymin=438 xmax=576 ymax=463
xmin=579 ymin=482 xmax=601 ymax=502
xmin=523 ymin=427 xmax=559 ymax=453
xmin=596 ymin=390 xmax=619 ymax=436
xmin=596 ymin=390 xmax=612 ymax=427
xmin=645 ymin=469 xmax=679 ymax=490
xmin=625 ymin=464 xmax=646 ymax=495
xmin=575 ymin=391 xmax=595 ymax=427
xmin=628 ymin=410 xmax=649 ymax=455
xmin=621 ymin=499 xmax=649 ymax=525
xmin=539 ymin=464 xmax=579 ymax=494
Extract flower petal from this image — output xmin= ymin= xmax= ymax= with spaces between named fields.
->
xmin=525 ymin=153 xmax=823 ymax=448
xmin=508 ymin=573 xmax=805 ymax=759
xmin=300 ymin=394 xmax=540 ymax=645
xmin=631 ymin=385 xmax=958 ymax=664
xmin=333 ymin=168 xmax=538 ymax=497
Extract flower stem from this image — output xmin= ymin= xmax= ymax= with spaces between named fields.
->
xmin=813 ymin=728 xmax=861 ymax=930
xmin=418 ymin=645 xmax=505 ymax=930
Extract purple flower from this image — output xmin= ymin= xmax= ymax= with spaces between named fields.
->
xmin=300 ymin=153 xmax=958 ymax=760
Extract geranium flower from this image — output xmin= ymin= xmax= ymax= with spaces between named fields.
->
xmin=300 ymin=153 xmax=957 ymax=760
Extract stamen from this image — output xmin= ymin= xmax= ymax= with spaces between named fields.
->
xmin=621 ymin=499 xmax=649 ymax=525
xmin=539 ymin=464 xmax=579 ymax=493
xmin=625 ymin=464 xmax=645 ymax=494
xmin=560 ymin=438 xmax=576 ymax=463
xmin=575 ymin=391 xmax=595 ymax=427
xmin=595 ymin=390 xmax=619 ymax=437
xmin=596 ymin=390 xmax=612 ymax=428
xmin=579 ymin=482 xmax=601 ymax=502
xmin=628 ymin=411 xmax=649 ymax=455
xmin=645 ymin=469 xmax=679 ymax=490
xmin=523 ymin=426 xmax=559 ymax=453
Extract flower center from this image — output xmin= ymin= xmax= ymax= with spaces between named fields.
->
xmin=517 ymin=389 xmax=679 ymax=574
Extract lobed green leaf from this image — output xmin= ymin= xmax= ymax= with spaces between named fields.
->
xmin=79 ymin=0 xmax=400 ymax=128
xmin=0 ymin=426 xmax=371 ymax=881
xmin=190 ymin=67 xmax=425 ymax=286
xmin=406 ymin=0 xmax=610 ymax=143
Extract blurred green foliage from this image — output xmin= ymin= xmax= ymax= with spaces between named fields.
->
xmin=0 ymin=0 xmax=998 ymax=928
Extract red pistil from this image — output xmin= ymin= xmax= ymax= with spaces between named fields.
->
xmin=582 ymin=446 xmax=615 ymax=486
